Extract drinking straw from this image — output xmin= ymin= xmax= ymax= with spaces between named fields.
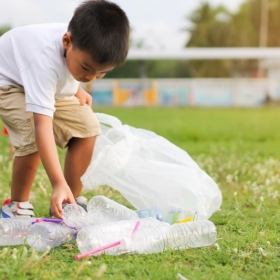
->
xmin=31 ymin=218 xmax=63 ymax=225
xmin=75 ymin=220 xmax=141 ymax=260
xmin=177 ymin=216 xmax=194 ymax=223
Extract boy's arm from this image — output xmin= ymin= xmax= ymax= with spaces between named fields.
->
xmin=33 ymin=113 xmax=75 ymax=219
xmin=75 ymin=86 xmax=92 ymax=106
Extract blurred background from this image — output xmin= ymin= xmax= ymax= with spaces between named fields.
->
xmin=1 ymin=0 xmax=280 ymax=107
xmin=1 ymin=2 xmax=280 ymax=278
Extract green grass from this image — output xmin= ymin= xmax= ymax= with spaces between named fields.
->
xmin=0 ymin=107 xmax=280 ymax=280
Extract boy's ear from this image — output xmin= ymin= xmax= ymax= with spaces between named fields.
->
xmin=62 ymin=32 xmax=72 ymax=49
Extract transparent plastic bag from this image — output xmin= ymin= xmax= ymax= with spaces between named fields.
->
xmin=82 ymin=113 xmax=222 ymax=223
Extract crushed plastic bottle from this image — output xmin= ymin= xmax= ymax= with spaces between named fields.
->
xmin=77 ymin=218 xmax=164 ymax=256
xmin=64 ymin=197 xmax=162 ymax=227
xmin=63 ymin=204 xmax=88 ymax=229
xmin=135 ymin=206 xmax=192 ymax=224
xmin=163 ymin=220 xmax=217 ymax=249
xmin=87 ymin=195 xmax=139 ymax=225
xmin=0 ymin=218 xmax=36 ymax=246
xmin=27 ymin=222 xmax=77 ymax=251
xmin=76 ymin=218 xmax=216 ymax=256
xmin=135 ymin=207 xmax=162 ymax=221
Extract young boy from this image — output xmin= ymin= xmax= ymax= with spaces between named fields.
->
xmin=0 ymin=0 xmax=130 ymax=219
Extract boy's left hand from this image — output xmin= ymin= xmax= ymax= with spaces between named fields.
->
xmin=75 ymin=86 xmax=92 ymax=106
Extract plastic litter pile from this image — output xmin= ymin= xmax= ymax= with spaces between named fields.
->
xmin=0 ymin=196 xmax=217 ymax=259
xmin=0 ymin=113 xmax=222 ymax=259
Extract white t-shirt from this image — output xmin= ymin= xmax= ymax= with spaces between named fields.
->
xmin=0 ymin=23 xmax=80 ymax=117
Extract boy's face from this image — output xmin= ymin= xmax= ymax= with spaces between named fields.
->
xmin=62 ymin=33 xmax=115 ymax=83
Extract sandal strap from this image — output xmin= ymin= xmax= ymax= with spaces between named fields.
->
xmin=14 ymin=209 xmax=35 ymax=216
xmin=17 ymin=201 xmax=34 ymax=210
xmin=12 ymin=201 xmax=35 ymax=217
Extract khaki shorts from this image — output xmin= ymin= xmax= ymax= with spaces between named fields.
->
xmin=0 ymin=85 xmax=101 ymax=156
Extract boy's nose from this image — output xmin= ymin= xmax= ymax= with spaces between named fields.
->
xmin=85 ymin=74 xmax=97 ymax=81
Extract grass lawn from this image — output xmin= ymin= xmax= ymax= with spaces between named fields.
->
xmin=0 ymin=107 xmax=279 ymax=280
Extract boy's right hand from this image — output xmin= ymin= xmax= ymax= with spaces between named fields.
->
xmin=33 ymin=113 xmax=76 ymax=219
xmin=50 ymin=184 xmax=76 ymax=219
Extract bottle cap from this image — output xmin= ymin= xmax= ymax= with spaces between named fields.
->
xmin=119 ymin=237 xmax=131 ymax=251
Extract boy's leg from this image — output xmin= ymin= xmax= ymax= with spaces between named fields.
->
xmin=53 ymin=96 xmax=101 ymax=198
xmin=64 ymin=136 xmax=96 ymax=197
xmin=11 ymin=152 xmax=40 ymax=201
xmin=0 ymin=86 xmax=39 ymax=205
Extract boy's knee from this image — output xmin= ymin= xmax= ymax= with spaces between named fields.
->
xmin=67 ymin=136 xmax=96 ymax=149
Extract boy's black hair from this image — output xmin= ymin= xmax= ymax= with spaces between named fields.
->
xmin=68 ymin=0 xmax=130 ymax=66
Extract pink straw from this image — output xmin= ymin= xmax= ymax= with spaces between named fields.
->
xmin=131 ymin=220 xmax=141 ymax=235
xmin=75 ymin=220 xmax=141 ymax=260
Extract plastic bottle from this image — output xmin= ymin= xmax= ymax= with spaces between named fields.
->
xmin=63 ymin=204 xmax=88 ymax=229
xmin=136 ymin=207 xmax=189 ymax=225
xmin=0 ymin=218 xmax=36 ymax=246
xmin=87 ymin=195 xmax=139 ymax=225
xmin=163 ymin=220 xmax=217 ymax=249
xmin=77 ymin=218 xmax=164 ymax=255
xmin=135 ymin=207 xmax=163 ymax=221
xmin=27 ymin=222 xmax=77 ymax=251
xmin=76 ymin=219 xmax=216 ymax=256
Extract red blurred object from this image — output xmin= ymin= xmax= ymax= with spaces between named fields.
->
xmin=2 ymin=126 xmax=9 ymax=136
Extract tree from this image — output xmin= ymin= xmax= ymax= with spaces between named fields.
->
xmin=0 ymin=26 xmax=11 ymax=37
xmin=184 ymin=3 xmax=232 ymax=77
xmin=184 ymin=0 xmax=280 ymax=77
xmin=262 ymin=0 xmax=280 ymax=46
xmin=107 ymin=28 xmax=194 ymax=78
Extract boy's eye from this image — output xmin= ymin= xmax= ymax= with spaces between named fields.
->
xmin=81 ymin=65 xmax=89 ymax=71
